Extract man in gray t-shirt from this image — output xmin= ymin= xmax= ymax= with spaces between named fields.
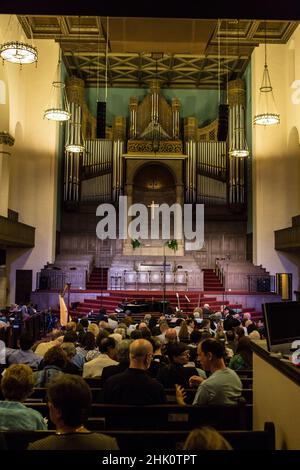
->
xmin=177 ymin=338 xmax=242 ymax=406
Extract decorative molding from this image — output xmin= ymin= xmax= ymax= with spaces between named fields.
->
xmin=0 ymin=132 xmax=15 ymax=147
xmin=17 ymin=16 xmax=299 ymax=89
xmin=127 ymin=140 xmax=183 ymax=153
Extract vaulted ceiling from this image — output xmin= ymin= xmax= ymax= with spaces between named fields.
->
xmin=18 ymin=16 xmax=298 ymax=89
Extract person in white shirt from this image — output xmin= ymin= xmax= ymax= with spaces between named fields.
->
xmin=83 ymin=337 xmax=118 ymax=378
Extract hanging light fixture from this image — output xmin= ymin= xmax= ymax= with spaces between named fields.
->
xmin=65 ymin=105 xmax=85 ymax=153
xmin=65 ymin=17 xmax=85 ymax=153
xmin=0 ymin=17 xmax=37 ymax=65
xmin=253 ymin=21 xmax=280 ymax=126
xmin=44 ymin=50 xmax=70 ymax=122
xmin=229 ymin=20 xmax=249 ymax=158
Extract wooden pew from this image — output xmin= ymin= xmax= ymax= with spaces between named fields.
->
xmin=1 ymin=422 xmax=275 ymax=450
xmin=24 ymin=401 xmax=249 ymax=431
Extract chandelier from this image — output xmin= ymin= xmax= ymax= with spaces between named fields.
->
xmin=65 ymin=103 xmax=85 ymax=153
xmin=253 ymin=21 xmax=280 ymax=126
xmin=228 ymin=21 xmax=249 ymax=158
xmin=44 ymin=53 xmax=70 ymax=122
xmin=0 ymin=40 xmax=38 ymax=65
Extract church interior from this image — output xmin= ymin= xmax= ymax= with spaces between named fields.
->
xmin=0 ymin=3 xmax=300 ymax=453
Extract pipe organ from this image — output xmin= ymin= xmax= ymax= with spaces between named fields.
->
xmin=63 ymin=76 xmax=248 ymax=213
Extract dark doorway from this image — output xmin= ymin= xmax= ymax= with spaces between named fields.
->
xmin=15 ymin=270 xmax=32 ymax=304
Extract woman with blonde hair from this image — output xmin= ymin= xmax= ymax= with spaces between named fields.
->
xmin=0 ymin=364 xmax=47 ymax=430
xmin=87 ymin=322 xmax=100 ymax=338
xmin=183 ymin=426 xmax=232 ymax=450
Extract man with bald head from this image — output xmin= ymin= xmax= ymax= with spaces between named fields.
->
xmin=103 ymin=339 xmax=166 ymax=405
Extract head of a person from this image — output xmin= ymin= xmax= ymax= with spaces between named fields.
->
xmin=99 ymin=337 xmax=117 ymax=359
xmin=235 ymin=326 xmax=245 ymax=339
xmin=115 ymin=339 xmax=132 ymax=363
xmin=47 ymin=374 xmax=92 ymax=429
xmin=149 ymin=336 xmax=162 ymax=354
xmin=87 ymin=322 xmax=100 ymax=338
xmin=165 ymin=328 xmax=177 ymax=343
xmin=190 ymin=330 xmax=202 ymax=345
xmin=130 ymin=329 xmax=143 ymax=340
xmin=201 ymin=319 xmax=211 ymax=330
xmin=43 ymin=345 xmax=68 ymax=369
xmin=168 ymin=342 xmax=190 ymax=365
xmin=225 ymin=329 xmax=235 ymax=342
xmin=114 ymin=327 xmax=126 ymax=339
xmin=60 ymin=342 xmax=76 ymax=361
xmin=178 ymin=321 xmax=189 ymax=340
xmin=243 ymin=312 xmax=252 ymax=321
xmin=248 ymin=330 xmax=261 ymax=340
xmin=159 ymin=321 xmax=169 ymax=333
xmin=236 ymin=336 xmax=253 ymax=367
xmin=109 ymin=333 xmax=123 ymax=344
xmin=63 ymin=330 xmax=78 ymax=344
xmin=193 ymin=307 xmax=203 ymax=319
xmin=65 ymin=321 xmax=77 ymax=332
xmin=129 ymin=339 xmax=153 ymax=370
xmin=18 ymin=332 xmax=34 ymax=351
xmin=1 ymin=364 xmax=34 ymax=401
xmin=183 ymin=426 xmax=232 ymax=450
xmin=80 ymin=331 xmax=96 ymax=350
xmin=197 ymin=338 xmax=225 ymax=371
xmin=79 ymin=318 xmax=89 ymax=329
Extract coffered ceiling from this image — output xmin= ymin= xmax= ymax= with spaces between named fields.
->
xmin=18 ymin=16 xmax=298 ymax=89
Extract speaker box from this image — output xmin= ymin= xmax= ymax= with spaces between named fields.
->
xmin=217 ymin=104 xmax=229 ymax=141
xmin=96 ymin=101 xmax=106 ymax=138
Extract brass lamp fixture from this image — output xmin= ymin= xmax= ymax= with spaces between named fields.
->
xmin=0 ymin=17 xmax=37 ymax=65
xmin=228 ymin=20 xmax=249 ymax=158
xmin=44 ymin=52 xmax=70 ymax=122
xmin=253 ymin=21 xmax=280 ymax=126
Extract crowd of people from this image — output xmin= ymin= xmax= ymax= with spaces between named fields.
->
xmin=0 ymin=303 xmax=261 ymax=450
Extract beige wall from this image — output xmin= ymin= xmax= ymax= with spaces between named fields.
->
xmin=0 ymin=15 xmax=60 ymax=302
xmin=253 ymin=353 xmax=300 ymax=450
xmin=252 ymin=26 xmax=300 ymax=295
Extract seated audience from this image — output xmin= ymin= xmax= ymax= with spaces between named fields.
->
xmin=183 ymin=426 xmax=232 ymax=450
xmin=60 ymin=342 xmax=83 ymax=374
xmin=83 ymin=337 xmax=118 ymax=378
xmin=101 ymin=339 xmax=132 ymax=384
xmin=229 ymin=336 xmax=253 ymax=371
xmin=7 ymin=332 xmax=42 ymax=370
xmin=33 ymin=331 xmax=64 ymax=357
xmin=103 ymin=339 xmax=166 ymax=405
xmin=28 ymin=374 xmax=118 ymax=450
xmin=178 ymin=321 xmax=190 ymax=343
xmin=34 ymin=346 xmax=67 ymax=387
xmin=148 ymin=336 xmax=169 ymax=378
xmin=177 ymin=338 xmax=242 ymax=406
xmin=76 ymin=332 xmax=97 ymax=359
xmin=0 ymin=364 xmax=47 ymax=430
xmin=157 ymin=342 xmax=201 ymax=388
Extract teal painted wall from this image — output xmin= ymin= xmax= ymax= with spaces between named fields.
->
xmin=85 ymin=87 xmax=219 ymax=127
xmin=244 ymin=62 xmax=252 ymax=234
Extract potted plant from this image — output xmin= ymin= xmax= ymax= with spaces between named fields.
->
xmin=131 ymin=239 xmax=142 ymax=250
xmin=166 ymin=239 xmax=178 ymax=252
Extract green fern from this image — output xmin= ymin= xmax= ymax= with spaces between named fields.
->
xmin=131 ymin=239 xmax=142 ymax=249
xmin=166 ymin=239 xmax=178 ymax=251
